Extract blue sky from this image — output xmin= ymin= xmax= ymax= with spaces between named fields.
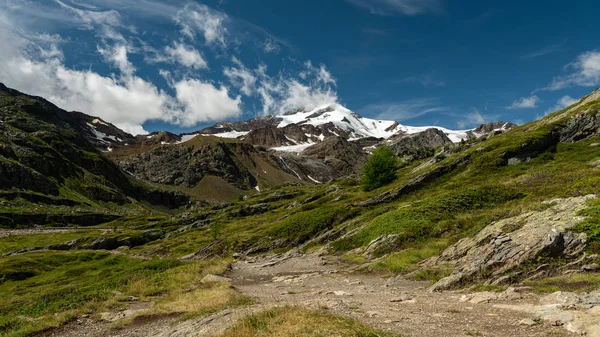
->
xmin=1 ymin=0 xmax=599 ymax=135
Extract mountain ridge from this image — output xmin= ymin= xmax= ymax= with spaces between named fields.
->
xmin=3 ymin=84 xmax=600 ymax=337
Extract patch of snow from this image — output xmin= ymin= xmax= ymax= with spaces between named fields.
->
xmin=271 ymin=144 xmax=313 ymax=153
xmin=91 ymin=118 xmax=108 ymax=126
xmin=307 ymin=175 xmax=321 ymax=184
xmin=202 ymin=131 xmax=249 ymax=139
xmin=86 ymin=123 xmax=120 ymax=142
xmin=178 ymin=134 xmax=198 ymax=143
xmin=276 ymin=104 xmax=401 ymax=139
xmin=255 ymin=185 xmax=261 ymax=192
xmin=395 ymin=125 xmax=471 ymax=143
xmin=161 ymin=141 xmax=167 ymax=145
xmin=278 ymin=156 xmax=302 ymax=180
xmin=273 ymin=103 xmax=473 ymax=143
xmin=284 ymin=135 xmax=298 ymax=144
xmin=318 ymin=134 xmax=325 ymax=141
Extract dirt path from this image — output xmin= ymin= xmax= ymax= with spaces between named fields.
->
xmin=36 ymin=251 xmax=582 ymax=337
xmin=226 ymin=251 xmax=575 ymax=337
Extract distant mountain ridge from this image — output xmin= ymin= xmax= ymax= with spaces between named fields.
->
xmin=194 ymin=103 xmax=487 ymax=152
xmin=0 ymin=82 xmax=519 ymax=205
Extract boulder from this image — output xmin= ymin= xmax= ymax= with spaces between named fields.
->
xmin=426 ymin=195 xmax=596 ymax=291
xmin=387 ymin=128 xmax=453 ymax=159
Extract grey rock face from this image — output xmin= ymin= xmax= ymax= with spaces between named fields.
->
xmin=559 ymin=112 xmax=600 ymax=142
xmin=387 ymin=128 xmax=452 ymax=158
xmin=466 ymin=122 xmax=518 ymax=140
xmin=117 ymin=141 xmax=258 ymax=190
xmin=425 ymin=195 xmax=596 ymax=292
xmin=302 ymin=136 xmax=368 ymax=177
xmin=363 ymin=234 xmax=402 ymax=258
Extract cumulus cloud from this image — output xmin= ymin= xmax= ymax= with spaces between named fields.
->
xmin=174 ymin=79 xmax=241 ymax=126
xmin=175 ymin=3 xmax=228 ymax=47
xmin=224 ymin=60 xmax=338 ymax=115
xmin=507 ymin=95 xmax=540 ymax=109
xmin=0 ymin=4 xmax=241 ymax=135
xmin=545 ymin=51 xmax=600 ymax=90
xmin=0 ymin=0 xmax=338 ymax=133
xmin=544 ymin=95 xmax=578 ymax=115
xmin=223 ymin=57 xmax=257 ymax=96
xmin=347 ymin=0 xmax=443 ymax=16
xmin=97 ymin=44 xmax=135 ymax=75
xmin=164 ymin=43 xmax=208 ymax=69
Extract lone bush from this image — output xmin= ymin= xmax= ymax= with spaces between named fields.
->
xmin=362 ymin=146 xmax=397 ymax=192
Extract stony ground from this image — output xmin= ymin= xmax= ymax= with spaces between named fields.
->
xmin=226 ymin=252 xmax=576 ymax=337
xmin=35 ymin=251 xmax=595 ymax=337
xmin=0 ymin=228 xmax=79 ymax=238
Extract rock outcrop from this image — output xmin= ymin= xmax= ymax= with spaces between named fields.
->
xmin=303 ymin=136 xmax=368 ymax=176
xmin=466 ymin=122 xmax=517 ymax=140
xmin=387 ymin=128 xmax=453 ymax=158
xmin=559 ymin=112 xmax=600 ymax=142
xmin=115 ymin=140 xmax=261 ymax=190
xmin=426 ymin=195 xmax=596 ymax=292
xmin=494 ymin=291 xmax=600 ymax=336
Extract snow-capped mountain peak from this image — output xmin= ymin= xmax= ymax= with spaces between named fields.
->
xmin=192 ymin=103 xmax=514 ymax=152
xmin=275 ymin=104 xmax=402 ymax=140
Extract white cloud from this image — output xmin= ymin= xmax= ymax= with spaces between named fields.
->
xmin=223 ymin=57 xmax=257 ymax=96
xmin=175 ymin=3 xmax=227 ymax=47
xmin=0 ymin=0 xmax=338 ymax=133
xmin=263 ymin=39 xmax=280 ymax=53
xmin=55 ymin=0 xmax=122 ymax=29
xmin=546 ymin=51 xmax=600 ymax=90
xmin=544 ymin=95 xmax=578 ymax=115
xmin=174 ymin=78 xmax=241 ymax=126
xmin=347 ymin=0 xmax=443 ymax=15
xmin=507 ymin=95 xmax=540 ymax=109
xmin=55 ymin=0 xmax=129 ymax=44
xmin=164 ymin=43 xmax=208 ymax=69
xmin=97 ymin=44 xmax=135 ymax=75
xmin=224 ymin=60 xmax=338 ymax=115
xmin=457 ymin=109 xmax=487 ymax=129
xmin=0 ymin=11 xmax=241 ymax=135
xmin=361 ymin=99 xmax=446 ymax=121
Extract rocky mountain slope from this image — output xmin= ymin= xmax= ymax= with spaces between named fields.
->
xmin=0 ymin=83 xmax=189 ymax=225
xmin=195 ymin=103 xmax=513 ymax=153
xmin=19 ymin=83 xmax=516 ymax=204
xmin=2 ymin=85 xmax=600 ymax=337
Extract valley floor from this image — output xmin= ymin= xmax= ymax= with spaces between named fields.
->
xmin=34 ymin=251 xmax=587 ymax=337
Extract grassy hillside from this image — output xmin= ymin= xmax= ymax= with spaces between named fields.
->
xmin=0 ymin=84 xmax=193 ymax=227
xmin=2 ymin=89 xmax=600 ymax=336
xmin=106 ymin=134 xmax=304 ymax=204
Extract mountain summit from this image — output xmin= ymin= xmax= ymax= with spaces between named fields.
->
xmin=196 ymin=103 xmax=496 ymax=153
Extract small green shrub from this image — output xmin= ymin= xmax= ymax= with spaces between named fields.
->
xmin=362 ymin=146 xmax=397 ymax=192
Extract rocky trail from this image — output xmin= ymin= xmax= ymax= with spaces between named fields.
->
xmin=35 ymin=251 xmax=600 ymax=337
xmin=226 ymin=252 xmax=586 ymax=337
